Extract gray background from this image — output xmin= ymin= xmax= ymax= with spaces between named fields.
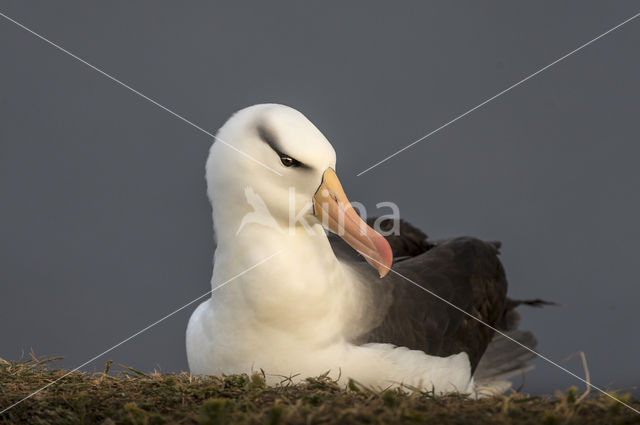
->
xmin=1 ymin=2 xmax=638 ymax=396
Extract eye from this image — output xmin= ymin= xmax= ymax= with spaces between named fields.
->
xmin=275 ymin=151 xmax=306 ymax=169
xmin=280 ymin=155 xmax=296 ymax=167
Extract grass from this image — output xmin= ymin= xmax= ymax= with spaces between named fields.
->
xmin=1 ymin=356 xmax=638 ymax=425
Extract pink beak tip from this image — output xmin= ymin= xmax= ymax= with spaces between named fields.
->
xmin=374 ymin=236 xmax=393 ymax=278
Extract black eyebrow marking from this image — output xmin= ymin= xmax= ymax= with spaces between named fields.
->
xmin=257 ymin=123 xmax=311 ymax=170
xmin=257 ymin=123 xmax=281 ymax=154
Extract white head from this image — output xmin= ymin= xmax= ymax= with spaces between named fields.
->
xmin=206 ymin=104 xmax=392 ymax=276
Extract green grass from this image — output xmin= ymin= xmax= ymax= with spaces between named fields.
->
xmin=1 ymin=356 xmax=638 ymax=424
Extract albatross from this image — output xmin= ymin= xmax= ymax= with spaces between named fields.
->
xmin=187 ymin=104 xmax=543 ymax=394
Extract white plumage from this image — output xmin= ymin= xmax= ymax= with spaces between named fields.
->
xmin=187 ymin=104 xmax=474 ymax=393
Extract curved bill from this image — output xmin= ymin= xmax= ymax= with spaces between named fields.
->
xmin=313 ymin=168 xmax=393 ymax=277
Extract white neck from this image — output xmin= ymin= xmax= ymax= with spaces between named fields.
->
xmin=210 ymin=219 xmax=358 ymax=346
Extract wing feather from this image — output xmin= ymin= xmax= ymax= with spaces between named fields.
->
xmin=331 ymin=219 xmax=508 ymax=372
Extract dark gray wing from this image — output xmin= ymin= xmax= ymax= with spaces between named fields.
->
xmin=329 ymin=219 xmax=508 ymax=373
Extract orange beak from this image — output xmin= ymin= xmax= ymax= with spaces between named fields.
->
xmin=313 ymin=168 xmax=393 ymax=277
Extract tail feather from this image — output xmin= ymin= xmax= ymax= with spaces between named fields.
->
xmin=499 ymin=298 xmax=556 ymax=331
xmin=474 ymin=330 xmax=537 ymax=383
xmin=474 ymin=297 xmax=557 ymax=392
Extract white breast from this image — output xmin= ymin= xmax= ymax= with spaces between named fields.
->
xmin=186 ymin=224 xmax=473 ymax=393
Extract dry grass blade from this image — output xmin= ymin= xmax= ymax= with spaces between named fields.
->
xmin=563 ymin=351 xmax=591 ymax=404
xmin=0 ymin=358 xmax=638 ymax=424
